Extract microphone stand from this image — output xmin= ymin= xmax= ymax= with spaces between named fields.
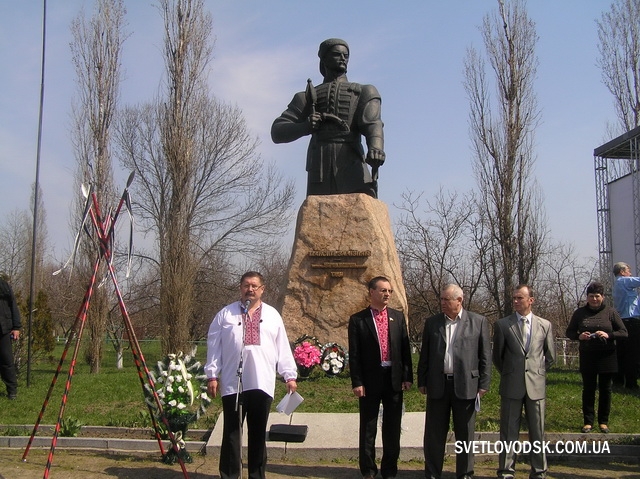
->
xmin=235 ymin=301 xmax=247 ymax=477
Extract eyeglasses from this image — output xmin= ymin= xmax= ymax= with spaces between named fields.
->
xmin=241 ymin=283 xmax=264 ymax=291
xmin=376 ymin=288 xmax=393 ymax=294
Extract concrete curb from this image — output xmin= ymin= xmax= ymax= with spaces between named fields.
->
xmin=1 ymin=417 xmax=638 ymax=464
xmin=0 ymin=425 xmax=207 ymax=455
xmin=0 ymin=436 xmax=207 ymax=454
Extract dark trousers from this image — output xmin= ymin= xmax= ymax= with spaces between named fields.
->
xmin=615 ymin=319 xmax=640 ymax=387
xmin=0 ymin=332 xmax=17 ymax=396
xmin=358 ymin=367 xmax=403 ymax=479
xmin=424 ymin=377 xmax=476 ymax=479
xmin=220 ymin=389 xmax=272 ymax=479
xmin=582 ymin=371 xmax=613 ymax=425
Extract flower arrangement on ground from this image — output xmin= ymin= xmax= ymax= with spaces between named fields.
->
xmin=150 ymin=351 xmax=211 ymax=464
xmin=292 ymin=335 xmax=322 ymax=377
xmin=320 ymin=342 xmax=347 ymax=376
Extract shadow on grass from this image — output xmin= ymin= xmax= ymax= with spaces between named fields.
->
xmin=103 ymin=458 xmax=640 ymax=479
xmin=104 ymin=465 xmax=214 ymax=478
xmin=13 ymin=451 xmax=640 ymax=479
xmin=107 ymin=463 xmax=428 ymax=479
xmin=268 ymin=463 xmax=360 ymax=478
xmin=103 ymin=463 xmax=358 ymax=479
xmin=546 ymin=376 xmax=583 ymax=387
xmin=549 ymin=461 xmax=640 ymax=479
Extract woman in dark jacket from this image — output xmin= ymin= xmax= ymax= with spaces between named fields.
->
xmin=566 ymin=282 xmax=627 ymax=433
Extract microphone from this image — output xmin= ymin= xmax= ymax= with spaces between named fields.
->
xmin=238 ymin=300 xmax=251 ymax=325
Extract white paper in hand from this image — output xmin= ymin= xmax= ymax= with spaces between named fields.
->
xmin=276 ymin=391 xmax=304 ymax=415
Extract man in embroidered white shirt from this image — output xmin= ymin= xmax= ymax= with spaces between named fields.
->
xmin=205 ymin=271 xmax=297 ymax=479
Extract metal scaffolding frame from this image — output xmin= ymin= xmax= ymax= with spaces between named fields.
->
xmin=594 ymin=125 xmax=640 ymax=292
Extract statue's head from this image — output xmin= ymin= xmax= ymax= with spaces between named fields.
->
xmin=318 ymin=38 xmax=349 ymax=77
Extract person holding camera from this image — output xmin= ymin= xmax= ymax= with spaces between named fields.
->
xmin=566 ymin=281 xmax=627 ymax=433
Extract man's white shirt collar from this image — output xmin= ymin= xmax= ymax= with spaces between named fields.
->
xmin=516 ymin=311 xmax=533 ymax=322
xmin=446 ymin=309 xmax=462 ymax=322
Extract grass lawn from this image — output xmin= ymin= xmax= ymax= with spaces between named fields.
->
xmin=1 ymin=344 xmax=639 ymax=435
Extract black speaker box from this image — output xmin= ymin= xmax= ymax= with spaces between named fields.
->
xmin=267 ymin=424 xmax=308 ymax=442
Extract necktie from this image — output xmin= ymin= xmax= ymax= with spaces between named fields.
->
xmin=373 ymin=308 xmax=390 ymax=362
xmin=521 ymin=317 xmax=530 ymax=351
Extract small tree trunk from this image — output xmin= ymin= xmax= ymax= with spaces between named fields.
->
xmin=116 ymin=346 xmax=124 ymax=369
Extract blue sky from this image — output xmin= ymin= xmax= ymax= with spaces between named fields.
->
xmin=0 ymin=1 xmax=616 ymax=262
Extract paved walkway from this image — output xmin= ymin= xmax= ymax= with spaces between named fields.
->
xmin=206 ymin=412 xmax=634 ymax=462
xmin=0 ymin=413 xmax=634 ymax=464
xmin=208 ymin=412 xmax=426 ymax=461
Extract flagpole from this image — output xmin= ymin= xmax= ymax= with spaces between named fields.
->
xmin=27 ymin=0 xmax=47 ymax=387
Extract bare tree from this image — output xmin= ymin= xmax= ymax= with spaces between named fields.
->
xmin=534 ymin=243 xmax=598 ymax=332
xmin=597 ymin=0 xmax=640 ymax=134
xmin=253 ymin=247 xmax=291 ymax=307
xmin=25 ymin=184 xmax=48 ymax=299
xmin=463 ymin=0 xmax=547 ymax=318
xmin=395 ymin=188 xmax=484 ymax=340
xmin=107 ymin=256 xmax=163 ymax=345
xmin=0 ymin=209 xmax=30 ymax=375
xmin=0 ymin=210 xmax=30 ymax=288
xmin=0 ymin=191 xmax=54 ymax=375
xmin=116 ymin=0 xmax=295 ymax=353
xmin=69 ymin=0 xmax=127 ymax=373
xmin=0 ymin=185 xmax=48 ymax=302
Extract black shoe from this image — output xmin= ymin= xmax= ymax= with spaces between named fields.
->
xmin=8 ymin=394 xmax=16 ymax=400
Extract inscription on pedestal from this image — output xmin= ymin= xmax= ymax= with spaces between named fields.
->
xmin=308 ymin=250 xmax=371 ymax=277
xmin=277 ymin=194 xmax=408 ymax=347
xmin=309 ymin=250 xmax=371 ymax=257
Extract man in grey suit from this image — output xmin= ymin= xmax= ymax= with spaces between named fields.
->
xmin=493 ymin=284 xmax=556 ymax=479
xmin=418 ymin=284 xmax=491 ymax=479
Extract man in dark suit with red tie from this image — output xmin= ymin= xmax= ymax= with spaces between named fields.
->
xmin=348 ymin=276 xmax=413 ymax=479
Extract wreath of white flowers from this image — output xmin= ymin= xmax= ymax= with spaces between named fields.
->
xmin=320 ymin=342 xmax=347 ymax=376
xmin=149 ymin=351 xmax=211 ymax=423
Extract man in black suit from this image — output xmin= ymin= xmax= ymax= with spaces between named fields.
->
xmin=349 ymin=276 xmax=413 ymax=479
xmin=0 ymin=275 xmax=21 ymax=400
xmin=418 ymin=284 xmax=491 ymax=479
